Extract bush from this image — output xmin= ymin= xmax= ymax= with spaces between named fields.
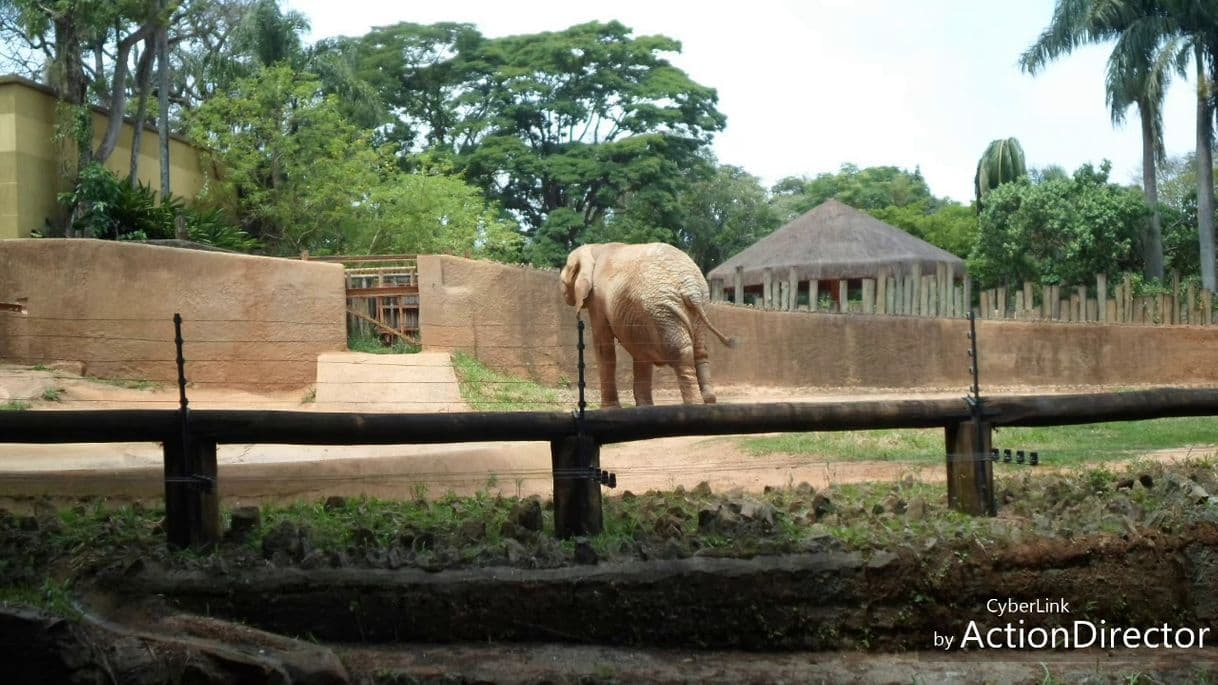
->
xmin=58 ymin=164 xmax=259 ymax=252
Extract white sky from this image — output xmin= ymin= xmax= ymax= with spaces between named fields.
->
xmin=285 ymin=0 xmax=1199 ymax=205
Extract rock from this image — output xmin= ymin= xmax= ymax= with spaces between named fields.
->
xmin=399 ymin=529 xmax=435 ymax=551
xmin=795 ymin=481 xmax=815 ymax=496
xmin=1139 ymin=474 xmax=1155 ymax=488
xmin=261 ymin=521 xmax=303 ymax=561
xmin=738 ymin=498 xmax=776 ymax=528
xmin=621 ymin=491 xmax=636 ymax=501
xmin=509 ymin=499 xmax=543 ymax=532
xmin=763 ymin=485 xmax=775 ymax=494
xmin=1116 ymin=478 xmax=1135 ymax=490
xmin=812 ymin=494 xmax=835 ymax=518
xmin=387 ymin=546 xmax=408 ymax=570
xmin=692 ymin=481 xmax=713 ymax=497
xmin=299 ymin=549 xmax=327 ymax=570
xmin=350 ymin=526 xmax=377 ymax=548
xmin=697 ymin=505 xmax=738 ymax=534
xmin=503 ymin=538 xmax=528 ymax=564
xmin=573 ymin=538 xmax=598 ymax=565
xmin=883 ymin=494 xmax=907 ymax=515
xmin=322 ymin=496 xmax=346 ymax=512
xmin=459 ymin=520 xmax=487 ymax=540
xmin=871 ymin=502 xmax=885 ymax=516
xmin=226 ymin=506 xmax=260 ymax=543
xmin=1189 ymin=484 xmax=1211 ymax=503
xmin=48 ymin=361 xmax=85 ymax=376
xmin=660 ymin=538 xmax=689 ymax=560
xmin=652 ymin=514 xmax=685 ymax=538
xmin=906 ymin=498 xmax=929 ymax=521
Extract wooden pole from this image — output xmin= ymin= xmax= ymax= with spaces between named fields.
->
xmin=963 ymin=273 xmax=972 ymax=318
xmin=809 ymin=279 xmax=819 ymax=312
xmin=861 ymin=279 xmax=875 ymax=314
xmin=550 ymin=435 xmax=603 ymax=538
xmin=838 ymin=280 xmax=848 ymax=313
xmin=763 ymin=267 xmax=773 ymax=309
xmin=788 ymin=269 xmax=798 ymax=312
xmin=1096 ymin=274 xmax=1107 ymax=323
xmin=734 ymin=266 xmax=744 ymax=306
xmin=945 ymin=421 xmax=994 ymax=515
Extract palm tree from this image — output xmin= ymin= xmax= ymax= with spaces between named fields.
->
xmin=1020 ymin=0 xmax=1182 ymax=281
xmin=1021 ymin=0 xmax=1218 ymax=289
xmin=974 ymin=137 xmax=1027 ymax=210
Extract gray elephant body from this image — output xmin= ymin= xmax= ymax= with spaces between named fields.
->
xmin=560 ymin=242 xmax=733 ymax=408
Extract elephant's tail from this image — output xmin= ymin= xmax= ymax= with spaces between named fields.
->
xmin=685 ymin=294 xmax=737 ymax=348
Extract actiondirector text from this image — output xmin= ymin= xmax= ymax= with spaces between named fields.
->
xmin=932 ymin=598 xmax=1211 ymax=650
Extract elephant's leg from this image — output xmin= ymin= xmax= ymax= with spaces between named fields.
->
xmin=671 ymin=345 xmax=700 ymax=404
xmin=692 ymin=327 xmax=716 ymax=404
xmin=593 ymin=329 xmax=620 ymax=409
xmin=632 ymin=359 xmax=654 ymax=406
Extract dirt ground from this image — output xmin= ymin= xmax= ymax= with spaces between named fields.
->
xmin=8 ymin=362 xmax=1218 ymax=684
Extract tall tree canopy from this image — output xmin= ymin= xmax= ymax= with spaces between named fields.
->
xmin=970 ymin=161 xmax=1148 ymax=288
xmin=770 ymin=164 xmax=936 ymax=221
xmin=334 ymin=20 xmax=726 ymax=265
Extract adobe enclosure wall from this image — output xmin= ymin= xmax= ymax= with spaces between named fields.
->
xmin=418 ymin=255 xmax=1218 ymax=391
xmin=0 ymin=240 xmax=346 ymax=389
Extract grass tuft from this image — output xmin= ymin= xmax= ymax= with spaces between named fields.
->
xmin=347 ymin=331 xmax=420 ymax=354
xmin=450 ymin=352 xmax=563 ymax=411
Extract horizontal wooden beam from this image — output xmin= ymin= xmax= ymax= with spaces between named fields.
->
xmin=1 ymin=388 xmax=1216 ymax=445
xmin=346 ymin=285 xmax=419 ymax=297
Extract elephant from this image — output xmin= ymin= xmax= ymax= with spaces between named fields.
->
xmin=559 ymin=242 xmax=735 ymax=408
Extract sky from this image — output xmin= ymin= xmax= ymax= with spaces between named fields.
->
xmin=284 ymin=0 xmax=1200 ymax=205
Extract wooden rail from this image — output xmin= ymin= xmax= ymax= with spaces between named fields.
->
xmin=4 ymin=388 xmax=1217 ymax=546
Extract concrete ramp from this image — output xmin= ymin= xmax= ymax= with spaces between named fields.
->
xmin=313 ymin=352 xmax=467 ymax=413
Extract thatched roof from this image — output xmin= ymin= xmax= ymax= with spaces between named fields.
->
xmin=707 ymin=199 xmax=966 ymax=286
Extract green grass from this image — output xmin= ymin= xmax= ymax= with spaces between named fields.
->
xmin=742 ymin=417 xmax=1218 ymax=466
xmin=347 ymin=331 xmax=420 ymax=354
xmin=451 ymin=352 xmax=564 ymax=411
xmin=90 ymin=377 xmax=160 ymax=391
xmin=0 ymin=400 xmax=30 ymax=411
xmin=40 ymin=387 xmax=63 ymax=402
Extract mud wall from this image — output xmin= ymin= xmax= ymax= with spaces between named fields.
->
xmin=0 ymin=240 xmax=346 ymax=389
xmin=418 ymin=254 xmax=1218 ymax=391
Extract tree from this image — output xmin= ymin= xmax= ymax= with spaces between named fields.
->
xmin=670 ymin=160 xmax=780 ymax=273
xmin=974 ymin=138 xmax=1027 ymax=210
xmin=969 ymin=161 xmax=1148 ymax=288
xmin=187 ymin=64 xmax=519 ymax=257
xmin=338 ymin=20 xmax=726 ymax=265
xmin=868 ymin=202 xmax=978 ymax=259
xmin=770 ymin=164 xmax=936 ymax=221
xmin=1020 ymin=0 xmax=1190 ymax=281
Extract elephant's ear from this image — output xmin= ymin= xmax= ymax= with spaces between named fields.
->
xmin=573 ymin=247 xmax=595 ymax=311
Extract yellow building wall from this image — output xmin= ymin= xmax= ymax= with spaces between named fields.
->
xmin=0 ymin=75 xmax=207 ymax=239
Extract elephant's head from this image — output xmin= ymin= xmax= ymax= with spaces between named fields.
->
xmin=559 ymin=245 xmax=596 ymax=311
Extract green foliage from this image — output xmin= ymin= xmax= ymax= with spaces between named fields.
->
xmin=743 ymin=416 xmax=1218 ymax=466
xmin=450 ymin=352 xmax=563 ymax=411
xmin=0 ymin=401 xmax=30 ymax=411
xmin=55 ymin=163 xmax=260 ymax=251
xmin=974 ymin=137 xmax=1028 ymax=209
xmin=188 ymin=65 xmax=514 ymax=257
xmin=770 ymin=164 xmax=937 ymax=221
xmin=339 ymin=20 xmax=726 ymax=264
xmin=347 ymin=332 xmax=420 ymax=354
xmin=675 ymin=161 xmax=782 ymax=272
xmin=868 ymin=202 xmax=978 ymax=259
xmin=969 ymin=161 xmax=1148 ymax=287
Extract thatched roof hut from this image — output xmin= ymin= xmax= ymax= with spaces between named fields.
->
xmin=707 ymin=199 xmax=966 ymax=287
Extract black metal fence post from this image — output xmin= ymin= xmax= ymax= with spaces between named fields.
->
xmin=946 ymin=311 xmax=996 ymax=516
xmin=551 ymin=316 xmax=605 ymax=538
xmin=163 ymin=314 xmax=220 ymax=549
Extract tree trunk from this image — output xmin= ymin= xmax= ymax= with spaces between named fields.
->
xmin=158 ymin=2 xmax=171 ymax=204
xmin=1197 ymin=46 xmax=1216 ymax=291
xmin=95 ymin=23 xmax=155 ymax=165
xmin=51 ymin=15 xmax=90 ymax=238
xmin=129 ymin=42 xmax=155 ymax=188
xmin=1139 ymin=101 xmax=1164 ymax=281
